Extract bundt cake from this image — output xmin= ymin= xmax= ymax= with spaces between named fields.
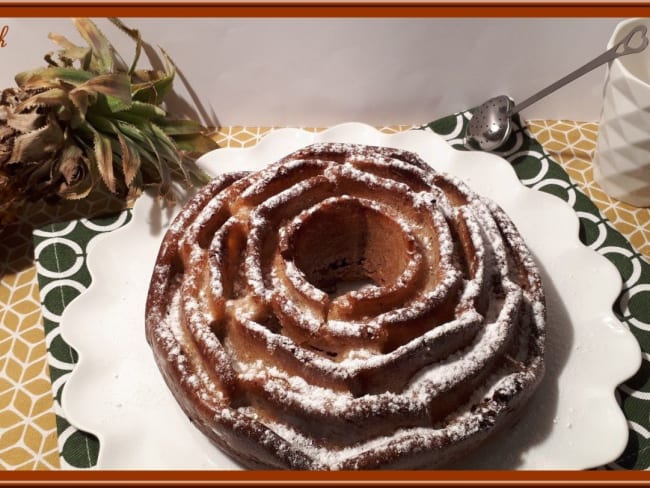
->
xmin=145 ymin=142 xmax=546 ymax=470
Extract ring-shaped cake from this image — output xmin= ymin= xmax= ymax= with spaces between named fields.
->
xmin=145 ymin=143 xmax=545 ymax=470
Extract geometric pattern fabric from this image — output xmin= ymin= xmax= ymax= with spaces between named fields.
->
xmin=0 ymin=222 xmax=60 ymax=470
xmin=1 ymin=194 xmax=128 ymax=470
xmin=527 ymin=119 xmax=649 ymax=261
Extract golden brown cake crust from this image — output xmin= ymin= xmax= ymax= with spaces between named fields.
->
xmin=145 ymin=143 xmax=545 ymax=470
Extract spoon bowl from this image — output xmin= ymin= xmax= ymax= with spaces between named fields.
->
xmin=466 ymin=95 xmax=514 ymax=151
xmin=465 ymin=24 xmax=649 ymax=151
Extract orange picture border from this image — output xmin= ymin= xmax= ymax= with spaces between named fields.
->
xmin=3 ymin=470 xmax=650 ymax=485
xmin=0 ymin=2 xmax=649 ymax=17
xmin=2 ymin=3 xmax=650 ymax=487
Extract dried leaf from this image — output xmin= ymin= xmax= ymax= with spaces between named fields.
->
xmin=117 ymin=131 xmax=141 ymax=187
xmin=48 ymin=32 xmax=81 ymax=51
xmin=15 ymin=66 xmax=94 ymax=88
xmin=60 ymin=172 xmax=93 ymax=199
xmin=16 ymin=76 xmax=61 ymax=92
xmin=108 ymin=18 xmax=142 ymax=75
xmin=158 ymin=46 xmax=176 ymax=77
xmin=0 ymin=148 xmax=12 ymax=165
xmin=15 ymin=88 xmax=70 ymax=113
xmin=132 ymin=72 xmax=174 ymax=105
xmin=44 ymin=54 xmax=59 ymax=67
xmin=69 ymin=89 xmax=92 ymax=119
xmin=0 ymin=125 xmax=14 ymax=139
xmin=70 ymin=73 xmax=132 ymax=113
xmin=126 ymin=172 xmax=144 ymax=202
xmin=6 ymin=112 xmax=44 ymax=133
xmin=24 ymin=157 xmax=57 ymax=195
xmin=9 ymin=117 xmax=64 ymax=163
xmin=73 ymin=18 xmax=113 ymax=73
xmin=57 ymin=144 xmax=84 ymax=182
xmin=92 ymin=128 xmax=116 ymax=193
xmin=132 ymin=69 xmax=167 ymax=83
xmin=1 ymin=88 xmax=17 ymax=105
xmin=48 ymin=32 xmax=90 ymax=63
xmin=56 ymin=149 xmax=93 ymax=199
xmin=60 ymin=154 xmax=94 ymax=200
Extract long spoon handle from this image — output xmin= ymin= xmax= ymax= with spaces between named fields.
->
xmin=510 ymin=24 xmax=649 ymax=115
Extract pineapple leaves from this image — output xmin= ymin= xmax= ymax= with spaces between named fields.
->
xmin=69 ymin=73 xmax=132 ymax=115
xmin=90 ymin=125 xmax=116 ymax=193
xmin=9 ymin=116 xmax=64 ymax=164
xmin=56 ymin=144 xmax=94 ymax=200
xmin=0 ymin=17 xmax=216 ymax=224
xmin=173 ymin=133 xmax=219 ymax=154
xmin=155 ymin=120 xmax=218 ymax=154
xmin=108 ymin=17 xmax=142 ymax=75
xmin=156 ymin=118 xmax=205 ymax=135
xmin=6 ymin=112 xmax=44 ymax=133
xmin=86 ymin=112 xmax=141 ymax=189
xmin=85 ymin=114 xmax=177 ymax=194
xmin=14 ymin=88 xmax=71 ymax=113
xmin=69 ymin=90 xmax=92 ymax=120
xmin=47 ymin=32 xmax=91 ymax=65
xmin=132 ymin=71 xmax=175 ymax=105
xmin=72 ymin=18 xmax=114 ymax=73
xmin=117 ymin=131 xmax=141 ymax=187
xmin=122 ymin=100 xmax=166 ymax=119
xmin=15 ymin=67 xmax=94 ymax=89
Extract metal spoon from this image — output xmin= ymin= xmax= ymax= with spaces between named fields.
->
xmin=466 ymin=24 xmax=649 ymax=151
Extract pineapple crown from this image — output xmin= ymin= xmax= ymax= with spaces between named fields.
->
xmin=0 ymin=18 xmax=216 ymax=222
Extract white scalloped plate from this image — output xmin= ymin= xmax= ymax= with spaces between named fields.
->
xmin=60 ymin=123 xmax=641 ymax=470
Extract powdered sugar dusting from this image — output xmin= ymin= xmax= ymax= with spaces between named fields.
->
xmin=145 ymin=142 xmax=546 ymax=470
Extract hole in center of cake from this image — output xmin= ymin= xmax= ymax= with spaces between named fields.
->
xmin=290 ymin=198 xmax=411 ymax=298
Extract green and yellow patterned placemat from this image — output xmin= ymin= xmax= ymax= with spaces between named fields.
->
xmin=30 ymin=115 xmax=650 ymax=470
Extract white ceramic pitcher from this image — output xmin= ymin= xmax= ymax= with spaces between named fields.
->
xmin=594 ymin=17 xmax=650 ymax=207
